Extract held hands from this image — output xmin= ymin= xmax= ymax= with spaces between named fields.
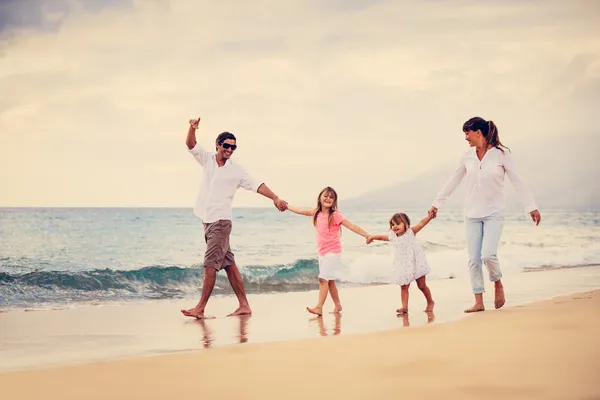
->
xmin=189 ymin=117 xmax=200 ymax=129
xmin=427 ymin=206 xmax=438 ymax=219
xmin=530 ymin=210 xmax=541 ymax=226
xmin=366 ymin=235 xmax=375 ymax=245
xmin=273 ymin=197 xmax=288 ymax=212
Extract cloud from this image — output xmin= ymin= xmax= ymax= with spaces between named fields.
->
xmin=0 ymin=0 xmax=132 ymax=36
xmin=0 ymin=0 xmax=598 ymax=207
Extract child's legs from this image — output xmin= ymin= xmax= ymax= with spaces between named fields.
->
xmin=416 ymin=276 xmax=434 ymax=305
xmin=328 ymin=280 xmax=342 ymax=309
xmin=315 ymin=278 xmax=330 ymax=308
xmin=466 ymin=217 xmax=485 ymax=294
xmin=481 ymin=213 xmax=504 ymax=283
xmin=400 ymin=284 xmax=410 ymax=310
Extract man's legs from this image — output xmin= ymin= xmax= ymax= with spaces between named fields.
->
xmin=224 ymin=264 xmax=252 ymax=316
xmin=181 ymin=220 xmax=229 ymax=319
xmin=220 ymin=222 xmax=252 ymax=316
xmin=181 ymin=267 xmax=217 ymax=319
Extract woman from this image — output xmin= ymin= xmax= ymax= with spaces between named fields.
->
xmin=428 ymin=117 xmax=541 ymax=313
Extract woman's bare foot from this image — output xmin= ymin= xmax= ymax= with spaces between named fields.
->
xmin=464 ymin=304 xmax=485 ymax=313
xmin=330 ymin=305 xmax=343 ymax=314
xmin=181 ymin=308 xmax=215 ymax=319
xmin=494 ymin=283 xmax=506 ymax=309
xmin=424 ymin=301 xmax=435 ymax=312
xmin=396 ymin=307 xmax=408 ymax=315
xmin=307 ymin=306 xmax=323 ymax=316
xmin=227 ymin=305 xmax=252 ymax=317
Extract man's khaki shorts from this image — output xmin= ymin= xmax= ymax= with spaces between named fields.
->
xmin=203 ymin=220 xmax=236 ymax=271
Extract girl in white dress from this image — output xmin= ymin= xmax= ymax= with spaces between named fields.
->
xmin=367 ymin=212 xmax=434 ymax=314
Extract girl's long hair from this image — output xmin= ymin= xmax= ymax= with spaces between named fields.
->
xmin=313 ymin=186 xmax=339 ymax=227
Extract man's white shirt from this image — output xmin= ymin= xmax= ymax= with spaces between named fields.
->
xmin=189 ymin=144 xmax=261 ymax=223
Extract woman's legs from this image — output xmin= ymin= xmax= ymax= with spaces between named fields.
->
xmin=466 ymin=217 xmax=485 ymax=312
xmin=465 ymin=213 xmax=505 ymax=312
xmin=481 ymin=213 xmax=505 ymax=308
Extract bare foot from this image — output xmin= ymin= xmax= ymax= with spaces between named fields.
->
xmin=464 ymin=304 xmax=485 ymax=313
xmin=307 ymin=306 xmax=323 ymax=316
xmin=181 ymin=308 xmax=215 ymax=319
xmin=426 ymin=311 xmax=435 ymax=323
xmin=424 ymin=301 xmax=435 ymax=312
xmin=396 ymin=307 xmax=408 ymax=315
xmin=227 ymin=305 xmax=252 ymax=317
xmin=494 ymin=284 xmax=506 ymax=309
xmin=330 ymin=305 xmax=343 ymax=314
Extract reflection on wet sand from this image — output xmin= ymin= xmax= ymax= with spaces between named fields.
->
xmin=237 ymin=315 xmax=250 ymax=344
xmin=190 ymin=309 xmax=433 ymax=350
xmin=195 ymin=319 xmax=214 ymax=349
xmin=193 ymin=315 xmax=251 ymax=349
xmin=310 ymin=313 xmax=342 ymax=337
xmin=396 ymin=311 xmax=436 ymax=328
xmin=398 ymin=313 xmax=410 ymax=327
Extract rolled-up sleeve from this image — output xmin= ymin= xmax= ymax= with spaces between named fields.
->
xmin=238 ymin=167 xmax=261 ymax=192
xmin=188 ymin=143 xmax=210 ymax=167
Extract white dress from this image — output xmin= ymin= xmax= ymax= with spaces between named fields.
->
xmin=389 ymin=229 xmax=431 ymax=286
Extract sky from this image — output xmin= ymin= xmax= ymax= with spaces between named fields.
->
xmin=0 ymin=0 xmax=599 ymax=208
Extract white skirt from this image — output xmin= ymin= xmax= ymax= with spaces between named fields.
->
xmin=318 ymin=252 xmax=346 ymax=281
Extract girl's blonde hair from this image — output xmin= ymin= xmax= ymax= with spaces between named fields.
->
xmin=313 ymin=186 xmax=339 ymax=227
xmin=389 ymin=212 xmax=411 ymax=229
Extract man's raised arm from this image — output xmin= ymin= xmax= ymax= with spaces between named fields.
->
xmin=186 ymin=117 xmax=210 ymax=166
xmin=186 ymin=117 xmax=200 ymax=150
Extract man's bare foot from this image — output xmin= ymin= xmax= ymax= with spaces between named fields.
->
xmin=181 ymin=308 xmax=215 ymax=319
xmin=330 ymin=305 xmax=343 ymax=314
xmin=307 ymin=306 xmax=323 ymax=316
xmin=494 ymin=284 xmax=506 ymax=309
xmin=464 ymin=304 xmax=485 ymax=313
xmin=424 ymin=301 xmax=435 ymax=312
xmin=396 ymin=307 xmax=408 ymax=315
xmin=227 ymin=305 xmax=252 ymax=317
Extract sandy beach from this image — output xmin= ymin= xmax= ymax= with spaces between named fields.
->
xmin=1 ymin=286 xmax=598 ymax=400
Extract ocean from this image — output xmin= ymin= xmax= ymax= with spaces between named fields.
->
xmin=1 ymin=207 xmax=599 ymax=311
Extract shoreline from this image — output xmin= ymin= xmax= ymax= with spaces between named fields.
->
xmin=0 ymin=290 xmax=598 ymax=399
xmin=1 ymin=265 xmax=600 ymax=373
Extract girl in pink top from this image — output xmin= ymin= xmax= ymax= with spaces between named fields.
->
xmin=288 ymin=187 xmax=370 ymax=316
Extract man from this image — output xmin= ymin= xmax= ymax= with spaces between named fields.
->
xmin=181 ymin=117 xmax=288 ymax=319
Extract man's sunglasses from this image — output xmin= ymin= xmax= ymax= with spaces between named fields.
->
xmin=221 ymin=143 xmax=237 ymax=151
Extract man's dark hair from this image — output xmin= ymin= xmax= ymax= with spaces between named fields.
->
xmin=216 ymin=131 xmax=236 ymax=146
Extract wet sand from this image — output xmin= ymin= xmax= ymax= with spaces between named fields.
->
xmin=0 ymin=288 xmax=598 ymax=399
xmin=1 ymin=265 xmax=599 ymax=373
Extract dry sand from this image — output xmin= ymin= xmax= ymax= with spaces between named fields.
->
xmin=1 ymin=290 xmax=598 ymax=400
